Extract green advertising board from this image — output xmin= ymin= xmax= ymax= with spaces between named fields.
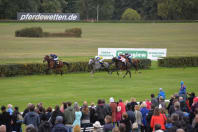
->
xmin=116 ymin=50 xmax=148 ymax=59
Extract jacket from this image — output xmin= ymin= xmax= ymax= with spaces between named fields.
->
xmin=150 ymin=114 xmax=166 ymax=131
xmin=140 ymin=107 xmax=149 ymax=126
xmin=24 ymin=111 xmax=40 ymax=129
xmin=72 ymin=111 xmax=82 ymax=126
xmin=52 ymin=123 xmax=67 ymax=132
xmin=64 ymin=106 xmax=75 ymax=124
xmin=110 ymin=102 xmax=117 ymax=122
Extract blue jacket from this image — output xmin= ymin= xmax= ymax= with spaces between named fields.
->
xmin=72 ymin=111 xmax=82 ymax=126
xmin=140 ymin=107 xmax=149 ymax=126
xmin=158 ymin=91 xmax=166 ymax=99
xmin=50 ymin=54 xmax=58 ymax=59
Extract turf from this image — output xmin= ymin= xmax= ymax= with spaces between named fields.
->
xmin=0 ymin=22 xmax=198 ymax=64
xmin=0 ymin=63 xmax=197 ymax=110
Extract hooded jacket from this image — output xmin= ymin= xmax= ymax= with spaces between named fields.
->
xmin=24 ymin=111 xmax=40 ymax=128
xmin=64 ymin=106 xmax=75 ymax=124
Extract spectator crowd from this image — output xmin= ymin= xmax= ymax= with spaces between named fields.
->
xmin=0 ymin=81 xmax=198 ymax=132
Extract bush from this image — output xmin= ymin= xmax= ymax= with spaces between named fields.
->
xmin=65 ymin=28 xmax=82 ymax=37
xmin=121 ymin=8 xmax=141 ymax=20
xmin=15 ymin=27 xmax=43 ymax=37
xmin=158 ymin=56 xmax=198 ymax=67
xmin=15 ymin=27 xmax=82 ymax=38
xmin=0 ymin=59 xmax=151 ymax=77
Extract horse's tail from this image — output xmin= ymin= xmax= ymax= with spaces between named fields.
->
xmin=63 ymin=62 xmax=70 ymax=68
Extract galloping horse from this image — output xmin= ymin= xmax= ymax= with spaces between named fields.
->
xmin=43 ymin=55 xmax=70 ymax=76
xmin=111 ymin=57 xmax=133 ymax=78
xmin=88 ymin=58 xmax=110 ymax=76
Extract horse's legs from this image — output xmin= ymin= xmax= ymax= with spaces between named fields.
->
xmin=129 ymin=70 xmax=131 ymax=78
xmin=123 ymin=70 xmax=128 ymax=78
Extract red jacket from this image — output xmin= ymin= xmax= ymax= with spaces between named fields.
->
xmin=119 ymin=102 xmax=126 ymax=115
xmin=110 ymin=102 xmax=117 ymax=122
xmin=150 ymin=114 xmax=166 ymax=131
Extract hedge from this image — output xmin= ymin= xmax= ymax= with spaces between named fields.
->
xmin=0 ymin=59 xmax=151 ymax=77
xmin=158 ymin=56 xmax=198 ymax=67
xmin=15 ymin=27 xmax=82 ymax=38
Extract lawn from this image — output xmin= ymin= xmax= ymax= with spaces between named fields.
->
xmin=0 ymin=22 xmax=198 ymax=64
xmin=0 ymin=63 xmax=197 ymax=110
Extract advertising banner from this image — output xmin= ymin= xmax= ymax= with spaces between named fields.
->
xmin=17 ymin=13 xmax=80 ymax=21
xmin=98 ymin=48 xmax=167 ymax=60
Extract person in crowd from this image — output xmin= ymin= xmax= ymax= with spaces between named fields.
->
xmin=179 ymin=81 xmax=187 ymax=100
xmin=24 ymin=104 xmax=40 ymax=130
xmin=37 ymin=106 xmax=47 ymax=123
xmin=64 ymin=102 xmax=75 ymax=132
xmin=146 ymin=104 xmax=155 ymax=132
xmin=50 ymin=105 xmax=65 ymax=126
xmin=7 ymin=104 xmax=13 ymax=116
xmin=60 ymin=102 xmax=68 ymax=113
xmin=191 ymin=97 xmax=198 ymax=113
xmin=165 ymin=117 xmax=173 ymax=129
xmin=109 ymin=97 xmax=117 ymax=127
xmin=120 ymin=112 xmax=132 ymax=132
xmin=22 ymin=103 xmax=32 ymax=117
xmin=172 ymin=101 xmax=184 ymax=120
xmin=103 ymin=115 xmax=113 ymax=132
xmin=158 ymin=88 xmax=166 ymax=100
xmin=95 ymin=99 xmax=106 ymax=125
xmin=112 ymin=127 xmax=120 ymax=132
xmin=179 ymin=96 xmax=189 ymax=113
xmin=89 ymin=103 xmax=96 ymax=124
xmin=134 ymin=105 xmax=142 ymax=132
xmin=38 ymin=121 xmax=52 ymax=132
xmin=81 ymin=103 xmax=91 ymax=132
xmin=192 ymin=114 xmax=198 ymax=132
xmin=116 ymin=101 xmax=122 ymax=127
xmin=93 ymin=121 xmax=102 ymax=132
xmin=188 ymin=92 xmax=195 ymax=108
xmin=0 ymin=106 xmax=12 ymax=132
xmin=12 ymin=106 xmax=22 ymax=132
xmin=140 ymin=102 xmax=149 ymax=132
xmin=126 ymin=102 xmax=136 ymax=126
xmin=73 ymin=105 xmax=82 ymax=127
xmin=46 ymin=107 xmax=52 ymax=121
xmin=118 ymin=99 xmax=126 ymax=116
xmin=176 ymin=128 xmax=185 ymax=132
xmin=130 ymin=98 xmax=138 ymax=112
xmin=159 ymin=96 xmax=166 ymax=109
xmin=102 ymin=99 xmax=112 ymax=116
xmin=145 ymin=99 xmax=151 ymax=110
xmin=151 ymin=94 xmax=159 ymax=107
xmin=150 ymin=107 xmax=166 ymax=131
xmin=52 ymin=116 xmax=67 ymax=132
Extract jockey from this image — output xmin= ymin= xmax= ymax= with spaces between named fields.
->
xmin=95 ymin=56 xmax=104 ymax=67
xmin=50 ymin=54 xmax=59 ymax=65
xmin=118 ymin=53 xmax=126 ymax=66
xmin=125 ymin=53 xmax=132 ymax=64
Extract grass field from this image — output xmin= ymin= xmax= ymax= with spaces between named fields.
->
xmin=0 ymin=22 xmax=198 ymax=64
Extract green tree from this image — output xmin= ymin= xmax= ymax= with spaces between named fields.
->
xmin=121 ymin=8 xmax=141 ymax=20
xmin=157 ymin=0 xmax=168 ymax=19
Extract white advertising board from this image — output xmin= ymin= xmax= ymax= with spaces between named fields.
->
xmin=98 ymin=48 xmax=167 ymax=60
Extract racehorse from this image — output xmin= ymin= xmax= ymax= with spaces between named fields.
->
xmin=88 ymin=58 xmax=110 ymax=76
xmin=111 ymin=57 xmax=132 ymax=78
xmin=131 ymin=59 xmax=141 ymax=74
xmin=43 ymin=55 xmax=70 ymax=76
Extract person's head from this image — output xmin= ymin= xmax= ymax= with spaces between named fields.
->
xmin=105 ymin=115 xmax=112 ymax=124
xmin=55 ymin=116 xmax=63 ymax=124
xmin=54 ymin=105 xmax=60 ymax=111
xmin=131 ymin=97 xmax=136 ymax=102
xmin=102 ymin=99 xmax=105 ymax=104
xmin=155 ymin=124 xmax=161 ymax=130
xmin=97 ymin=99 xmax=103 ymax=105
xmin=26 ymin=124 xmax=37 ymax=132
xmin=67 ymin=102 xmax=72 ymax=107
xmin=1 ymin=106 xmax=6 ymax=112
xmin=14 ymin=106 xmax=19 ymax=112
xmin=166 ymin=117 xmax=172 ymax=124
xmin=83 ymin=101 xmax=87 ymax=106
xmin=134 ymin=105 xmax=140 ymax=111
xmin=93 ymin=121 xmax=102 ymax=129
xmin=38 ymin=121 xmax=52 ymax=132
xmin=176 ymin=128 xmax=185 ymax=132
xmin=153 ymin=107 xmax=160 ymax=116
xmin=110 ymin=97 xmax=114 ymax=103
xmin=119 ymin=99 xmax=122 ymax=103
xmin=180 ymin=81 xmax=184 ymax=86
xmin=7 ymin=104 xmax=12 ymax=109
xmin=159 ymin=96 xmax=164 ymax=101
xmin=159 ymin=88 xmax=163 ymax=91
xmin=46 ymin=107 xmax=52 ymax=112
xmin=122 ymin=112 xmax=128 ymax=120
xmin=179 ymin=96 xmax=184 ymax=102
xmin=151 ymin=94 xmax=155 ymax=98
xmin=73 ymin=125 xmax=81 ymax=132
xmin=82 ymin=103 xmax=89 ymax=114
xmin=119 ymin=123 xmax=126 ymax=132
xmin=141 ymin=102 xmax=147 ymax=108
xmin=0 ymin=125 xmax=6 ymax=132
xmin=29 ymin=104 xmax=35 ymax=112
xmin=91 ymin=102 xmax=95 ymax=107
xmin=112 ymin=127 xmax=120 ymax=132
xmin=171 ymin=113 xmax=179 ymax=122
xmin=174 ymin=101 xmax=180 ymax=110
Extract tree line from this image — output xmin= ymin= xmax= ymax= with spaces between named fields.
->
xmin=0 ymin=0 xmax=198 ymax=20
